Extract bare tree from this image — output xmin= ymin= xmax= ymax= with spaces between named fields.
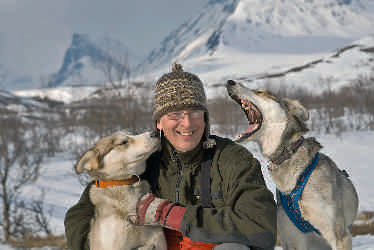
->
xmin=31 ymin=190 xmax=53 ymax=236
xmin=0 ymin=115 xmax=43 ymax=243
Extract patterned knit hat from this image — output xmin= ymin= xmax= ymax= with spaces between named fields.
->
xmin=153 ymin=63 xmax=215 ymax=148
xmin=153 ymin=63 xmax=207 ymax=121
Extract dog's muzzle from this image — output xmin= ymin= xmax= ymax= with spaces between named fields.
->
xmin=227 ymin=79 xmax=237 ymax=87
xmin=150 ymin=130 xmax=158 ymax=138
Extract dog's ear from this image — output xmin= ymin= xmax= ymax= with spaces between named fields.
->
xmin=283 ymin=98 xmax=309 ymax=121
xmin=75 ymin=150 xmax=99 ymax=174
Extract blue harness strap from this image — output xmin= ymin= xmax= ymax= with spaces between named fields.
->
xmin=277 ymin=152 xmax=321 ymax=235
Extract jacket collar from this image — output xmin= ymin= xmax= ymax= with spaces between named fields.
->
xmin=162 ymin=138 xmax=204 ymax=166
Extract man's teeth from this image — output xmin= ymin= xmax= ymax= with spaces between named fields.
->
xmin=178 ymin=131 xmax=193 ymax=136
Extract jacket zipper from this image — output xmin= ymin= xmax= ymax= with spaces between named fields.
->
xmin=172 ymin=149 xmax=183 ymax=204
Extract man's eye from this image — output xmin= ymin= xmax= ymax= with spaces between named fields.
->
xmin=168 ymin=113 xmax=182 ymax=119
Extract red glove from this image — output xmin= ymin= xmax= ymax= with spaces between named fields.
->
xmin=135 ymin=193 xmax=186 ymax=231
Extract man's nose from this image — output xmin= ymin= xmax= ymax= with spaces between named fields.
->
xmin=180 ymin=114 xmax=193 ymax=126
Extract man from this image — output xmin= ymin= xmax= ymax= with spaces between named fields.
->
xmin=64 ymin=64 xmax=277 ymax=250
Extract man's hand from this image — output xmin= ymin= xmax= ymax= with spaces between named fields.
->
xmin=135 ymin=193 xmax=186 ymax=231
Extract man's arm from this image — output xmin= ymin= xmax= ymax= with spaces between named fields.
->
xmin=64 ymin=182 xmax=95 ymax=250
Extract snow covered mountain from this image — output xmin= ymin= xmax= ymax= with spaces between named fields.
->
xmin=47 ymin=33 xmax=120 ymax=88
xmin=4 ymin=0 xmax=374 ymax=93
xmin=42 ymin=33 xmax=140 ymax=89
xmin=139 ymin=0 xmax=374 ymax=72
xmin=14 ymin=34 xmax=374 ymax=104
xmin=233 ymin=34 xmax=374 ymax=94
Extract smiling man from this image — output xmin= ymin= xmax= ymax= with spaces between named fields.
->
xmin=136 ymin=64 xmax=276 ymax=250
xmin=64 ymin=64 xmax=277 ymax=250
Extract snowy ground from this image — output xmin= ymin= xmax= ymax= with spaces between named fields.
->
xmin=1 ymin=130 xmax=374 ymax=249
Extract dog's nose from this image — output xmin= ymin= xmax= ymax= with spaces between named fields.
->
xmin=227 ymin=80 xmax=236 ymax=86
xmin=150 ymin=130 xmax=158 ymax=138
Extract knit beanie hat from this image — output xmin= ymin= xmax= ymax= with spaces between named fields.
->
xmin=153 ymin=63 xmax=207 ymax=120
xmin=153 ymin=63 xmax=215 ymax=148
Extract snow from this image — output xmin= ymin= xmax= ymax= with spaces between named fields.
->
xmin=228 ymin=0 xmax=374 ymax=37
xmin=0 ymin=130 xmax=373 ymax=249
xmin=2 ymin=1 xmax=374 ymax=248
xmin=14 ymin=86 xmax=100 ymax=104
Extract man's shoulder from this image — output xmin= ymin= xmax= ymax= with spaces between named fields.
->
xmin=210 ymin=135 xmax=252 ymax=157
xmin=210 ymin=135 xmax=235 ymax=146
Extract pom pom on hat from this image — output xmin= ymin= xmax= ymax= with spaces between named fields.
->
xmin=172 ymin=63 xmax=183 ymax=72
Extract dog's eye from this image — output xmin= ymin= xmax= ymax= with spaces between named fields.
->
xmin=120 ymin=140 xmax=128 ymax=145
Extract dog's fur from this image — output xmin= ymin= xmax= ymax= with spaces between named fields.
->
xmin=75 ymin=130 xmax=167 ymax=250
xmin=227 ymin=81 xmax=358 ymax=250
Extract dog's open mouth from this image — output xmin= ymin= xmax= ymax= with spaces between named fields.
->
xmin=231 ymin=95 xmax=263 ymax=142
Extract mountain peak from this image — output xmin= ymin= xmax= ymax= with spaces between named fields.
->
xmin=71 ymin=33 xmax=91 ymax=48
xmin=139 ymin=0 xmax=374 ymax=73
xmin=48 ymin=34 xmax=115 ymax=87
xmin=138 ymin=0 xmax=239 ymax=72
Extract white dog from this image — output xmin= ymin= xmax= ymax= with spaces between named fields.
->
xmin=227 ymin=80 xmax=358 ymax=250
xmin=75 ymin=130 xmax=167 ymax=250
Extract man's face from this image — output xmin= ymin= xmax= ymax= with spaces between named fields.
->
xmin=156 ymin=110 xmax=205 ymax=152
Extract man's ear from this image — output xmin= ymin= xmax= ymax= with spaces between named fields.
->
xmin=156 ymin=120 xmax=163 ymax=130
xmin=75 ymin=149 xmax=99 ymax=174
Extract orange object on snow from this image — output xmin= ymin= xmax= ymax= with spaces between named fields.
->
xmin=164 ymin=228 xmax=217 ymax=250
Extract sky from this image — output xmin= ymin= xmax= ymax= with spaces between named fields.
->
xmin=0 ymin=0 xmax=207 ymax=77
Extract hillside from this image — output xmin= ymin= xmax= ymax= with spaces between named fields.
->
xmin=139 ymin=0 xmax=374 ymax=73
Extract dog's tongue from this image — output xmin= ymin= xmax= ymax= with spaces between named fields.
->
xmin=241 ymin=124 xmax=257 ymax=137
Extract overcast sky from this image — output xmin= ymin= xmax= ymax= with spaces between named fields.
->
xmin=0 ymin=0 xmax=207 ymax=77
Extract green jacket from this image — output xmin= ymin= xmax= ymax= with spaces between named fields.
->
xmin=64 ymin=135 xmax=277 ymax=250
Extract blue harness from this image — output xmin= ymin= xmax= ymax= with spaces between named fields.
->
xmin=277 ymin=152 xmax=321 ymax=235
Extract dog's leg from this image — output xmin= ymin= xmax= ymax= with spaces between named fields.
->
xmin=335 ymin=232 xmax=352 ymax=250
xmin=311 ymin=206 xmax=351 ymax=250
xmin=332 ymin=210 xmax=353 ymax=250
xmin=328 ymin=177 xmax=354 ymax=250
xmin=320 ymin=231 xmax=351 ymax=250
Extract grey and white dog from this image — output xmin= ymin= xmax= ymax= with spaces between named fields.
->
xmin=75 ymin=130 xmax=167 ymax=250
xmin=226 ymin=80 xmax=358 ymax=250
